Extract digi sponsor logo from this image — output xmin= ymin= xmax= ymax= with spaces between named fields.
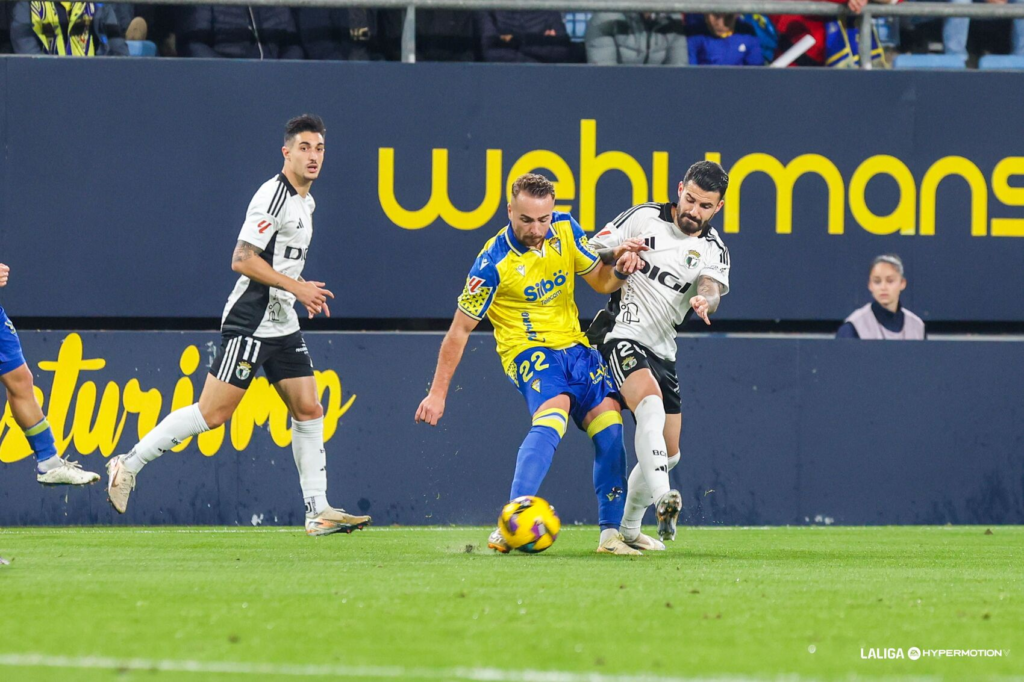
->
xmin=638 ymin=261 xmax=692 ymax=294
xmin=524 ymin=270 xmax=568 ymax=302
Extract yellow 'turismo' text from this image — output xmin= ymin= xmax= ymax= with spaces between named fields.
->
xmin=0 ymin=333 xmax=356 ymax=463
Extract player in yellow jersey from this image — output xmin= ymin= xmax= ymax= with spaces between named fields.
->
xmin=415 ymin=174 xmax=658 ymax=555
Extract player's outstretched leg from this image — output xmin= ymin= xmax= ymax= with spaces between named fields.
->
xmin=107 ymin=375 xmax=230 ymax=513
xmin=617 ymin=369 xmax=682 ymax=545
xmin=584 ymin=404 xmax=641 ymax=556
xmin=0 ymin=364 xmax=98 ymax=486
xmin=275 ymin=377 xmax=370 ymax=537
xmin=490 ymin=399 xmax=569 ymax=553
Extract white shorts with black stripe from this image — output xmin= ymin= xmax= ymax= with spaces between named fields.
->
xmin=209 ymin=331 xmax=314 ymax=389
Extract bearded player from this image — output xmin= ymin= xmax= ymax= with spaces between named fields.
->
xmin=106 ymin=115 xmax=370 ymax=537
xmin=587 ymin=161 xmax=731 ymax=545
xmin=416 ymin=173 xmax=661 ymax=555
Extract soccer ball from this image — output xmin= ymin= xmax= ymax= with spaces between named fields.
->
xmin=498 ymin=496 xmax=561 ymax=553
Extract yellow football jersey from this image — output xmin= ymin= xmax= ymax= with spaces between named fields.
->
xmin=457 ymin=212 xmax=600 ymax=374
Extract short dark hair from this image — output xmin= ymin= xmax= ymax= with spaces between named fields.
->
xmin=284 ymin=114 xmax=326 ymax=145
xmin=682 ymin=161 xmax=729 ymax=199
xmin=511 ymin=173 xmax=556 ymax=201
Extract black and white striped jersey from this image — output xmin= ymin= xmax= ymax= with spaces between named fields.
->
xmin=221 ymin=173 xmax=314 ymax=338
xmin=589 ymin=202 xmax=730 ymax=363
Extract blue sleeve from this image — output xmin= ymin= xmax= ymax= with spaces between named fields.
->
xmin=688 ymin=35 xmax=700 ymax=65
xmin=744 ymin=36 xmax=762 ymax=65
xmin=836 ymin=322 xmax=859 ymax=339
xmin=456 ymin=252 xmax=500 ymax=320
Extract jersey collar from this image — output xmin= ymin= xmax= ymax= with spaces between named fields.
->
xmin=504 ymin=224 xmax=554 ymax=256
xmin=277 ymin=172 xmax=299 ymax=197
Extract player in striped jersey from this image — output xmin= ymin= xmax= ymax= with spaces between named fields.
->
xmin=106 ymin=115 xmax=370 ymax=537
xmin=588 ymin=161 xmax=731 ymax=545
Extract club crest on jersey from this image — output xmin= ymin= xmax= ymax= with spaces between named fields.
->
xmin=549 ymin=237 xmax=561 ymax=255
xmin=236 ymin=361 xmax=253 ymax=381
xmin=684 ymin=250 xmax=701 ymax=269
xmin=621 ymin=356 xmax=637 ymax=372
xmin=531 ymin=379 xmax=541 ymax=393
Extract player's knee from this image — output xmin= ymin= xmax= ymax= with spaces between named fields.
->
xmin=199 ymin=404 xmax=231 ymax=429
xmin=1 ymin=364 xmax=34 ymax=397
xmin=635 ymin=394 xmax=666 ymax=430
xmin=291 ymin=401 xmax=323 ymax=422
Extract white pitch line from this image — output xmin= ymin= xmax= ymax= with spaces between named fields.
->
xmin=0 ymin=653 xmax=790 ymax=682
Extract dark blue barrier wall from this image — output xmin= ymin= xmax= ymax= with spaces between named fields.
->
xmin=0 ymin=332 xmax=1020 ymax=526
xmin=1 ymin=59 xmax=1023 ymax=322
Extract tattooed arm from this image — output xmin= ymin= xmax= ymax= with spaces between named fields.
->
xmin=689 ymin=276 xmax=722 ymax=325
xmin=230 ymin=240 xmax=334 ymax=318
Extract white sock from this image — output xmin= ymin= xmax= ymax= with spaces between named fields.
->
xmin=634 ymin=395 xmax=670 ymax=500
xmin=621 ymin=451 xmax=681 ymax=541
xmin=600 ymin=528 xmax=622 ymax=545
xmin=123 ymin=404 xmax=209 ymax=474
xmin=292 ymin=417 xmax=328 ymax=518
xmin=37 ymin=455 xmax=63 ymax=473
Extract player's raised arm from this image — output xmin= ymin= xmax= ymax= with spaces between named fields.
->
xmin=415 ymin=309 xmax=480 ymax=426
xmin=581 ymin=238 xmax=649 ymax=294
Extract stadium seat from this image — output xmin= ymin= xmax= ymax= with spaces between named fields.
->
xmin=978 ymin=55 xmax=1024 ymax=70
xmin=127 ymin=40 xmax=158 ymax=57
xmin=892 ymin=54 xmax=966 ymax=69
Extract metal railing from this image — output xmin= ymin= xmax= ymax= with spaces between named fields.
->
xmin=6 ymin=0 xmax=1024 ymax=68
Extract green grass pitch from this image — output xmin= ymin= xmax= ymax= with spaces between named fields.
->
xmin=0 ymin=526 xmax=1020 ymax=681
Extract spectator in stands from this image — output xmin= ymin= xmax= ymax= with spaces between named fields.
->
xmin=775 ymin=0 xmax=900 ymax=66
xmin=688 ymin=13 xmax=762 ymax=65
xmin=378 ymin=9 xmax=476 ymax=61
xmin=296 ymin=8 xmax=383 ymax=60
xmin=584 ymin=12 xmax=688 ymax=65
xmin=837 ymin=254 xmax=925 ymax=339
xmin=904 ymin=0 xmax=1017 ymax=57
xmin=477 ymin=11 xmax=573 ymax=63
xmin=176 ymin=5 xmax=302 ymax=59
xmin=10 ymin=2 xmax=128 ymax=55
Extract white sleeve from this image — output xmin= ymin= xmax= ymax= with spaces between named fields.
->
xmin=236 ymin=182 xmax=283 ymax=251
xmin=698 ymin=240 xmax=730 ymax=296
xmin=589 ymin=206 xmax=640 ymax=250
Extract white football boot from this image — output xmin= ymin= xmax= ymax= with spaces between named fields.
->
xmin=487 ymin=528 xmax=510 ymax=554
xmin=305 ymin=507 xmax=371 ymax=537
xmin=36 ymin=458 xmax=100 ymax=486
xmin=106 ymin=454 xmax=136 ymax=514
xmin=0 ymin=556 xmax=9 ymax=566
xmin=656 ymin=489 xmax=683 ymax=542
xmin=625 ymin=531 xmax=666 ymax=552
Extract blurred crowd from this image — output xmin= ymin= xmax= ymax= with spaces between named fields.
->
xmin=0 ymin=1 xmax=1021 ymax=65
